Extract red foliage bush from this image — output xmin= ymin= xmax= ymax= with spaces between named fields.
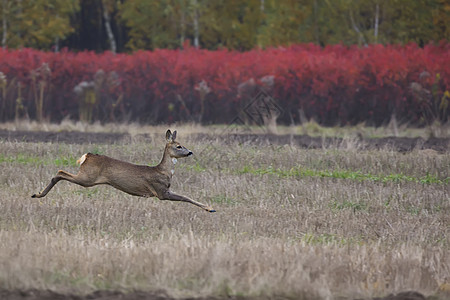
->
xmin=0 ymin=43 xmax=448 ymax=125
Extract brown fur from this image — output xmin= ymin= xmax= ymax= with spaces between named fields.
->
xmin=31 ymin=130 xmax=215 ymax=212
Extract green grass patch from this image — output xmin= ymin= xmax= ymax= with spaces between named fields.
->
xmin=234 ymin=165 xmax=448 ymax=184
xmin=0 ymin=153 xmax=44 ymax=165
xmin=3 ymin=152 xmax=447 ymax=185
xmin=0 ymin=153 xmax=78 ymax=167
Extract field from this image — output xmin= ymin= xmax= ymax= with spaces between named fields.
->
xmin=0 ymin=124 xmax=449 ymax=300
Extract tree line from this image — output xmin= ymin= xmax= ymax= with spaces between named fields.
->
xmin=0 ymin=0 xmax=448 ymax=52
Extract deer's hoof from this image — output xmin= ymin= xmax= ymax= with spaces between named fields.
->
xmin=31 ymin=194 xmax=37 ymax=198
xmin=209 ymin=209 xmax=216 ymax=213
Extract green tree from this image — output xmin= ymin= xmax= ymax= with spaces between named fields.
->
xmin=200 ymin=0 xmax=261 ymax=50
xmin=312 ymin=0 xmax=448 ymax=46
xmin=0 ymin=0 xmax=79 ymax=50
xmin=120 ymin=0 xmax=186 ymax=50
xmin=382 ymin=0 xmax=449 ymax=44
xmin=431 ymin=0 xmax=450 ymax=41
xmin=257 ymin=0 xmax=311 ymax=47
xmin=1 ymin=0 xmax=448 ymax=52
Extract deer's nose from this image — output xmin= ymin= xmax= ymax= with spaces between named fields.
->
xmin=187 ymin=151 xmax=193 ymax=156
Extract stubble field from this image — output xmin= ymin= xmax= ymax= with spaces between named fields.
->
xmin=0 ymin=125 xmax=449 ymax=300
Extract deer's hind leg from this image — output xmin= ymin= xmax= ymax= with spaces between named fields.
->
xmin=31 ymin=170 xmax=94 ymax=198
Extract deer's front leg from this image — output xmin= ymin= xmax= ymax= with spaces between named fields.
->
xmin=160 ymin=191 xmax=216 ymax=213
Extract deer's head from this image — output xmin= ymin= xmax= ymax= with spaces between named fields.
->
xmin=165 ymin=130 xmax=193 ymax=158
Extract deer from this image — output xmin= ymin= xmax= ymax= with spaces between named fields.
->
xmin=31 ymin=130 xmax=216 ymax=213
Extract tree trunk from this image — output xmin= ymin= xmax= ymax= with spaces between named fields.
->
xmin=180 ymin=7 xmax=186 ymax=47
xmin=192 ymin=0 xmax=199 ymax=48
xmin=349 ymin=10 xmax=367 ymax=46
xmin=103 ymin=3 xmax=116 ymax=54
xmin=374 ymin=3 xmax=379 ymax=43
xmin=2 ymin=0 xmax=7 ymax=48
xmin=54 ymin=36 xmax=59 ymax=52
xmin=313 ymin=0 xmax=319 ymax=44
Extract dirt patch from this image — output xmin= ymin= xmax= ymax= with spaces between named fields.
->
xmin=0 ymin=289 xmax=436 ymax=300
xmin=0 ymin=130 xmax=448 ymax=152
xmin=0 ymin=130 xmax=128 ymax=145
xmin=208 ymin=133 xmax=449 ymax=153
xmin=0 ymin=289 xmax=175 ymax=300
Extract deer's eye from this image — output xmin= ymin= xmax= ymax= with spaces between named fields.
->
xmin=176 ymin=145 xmax=182 ymax=149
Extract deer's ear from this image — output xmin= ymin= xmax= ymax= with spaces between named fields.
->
xmin=166 ymin=130 xmax=172 ymax=142
xmin=172 ymin=130 xmax=177 ymax=141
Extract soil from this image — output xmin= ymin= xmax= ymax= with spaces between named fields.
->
xmin=0 ymin=289 xmax=439 ymax=300
xmin=0 ymin=130 xmax=448 ymax=153
xmin=0 ymin=130 xmax=447 ymax=299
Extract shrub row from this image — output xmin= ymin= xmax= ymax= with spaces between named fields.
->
xmin=0 ymin=43 xmax=448 ymax=126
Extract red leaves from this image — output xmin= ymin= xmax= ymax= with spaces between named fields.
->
xmin=0 ymin=43 xmax=448 ymax=125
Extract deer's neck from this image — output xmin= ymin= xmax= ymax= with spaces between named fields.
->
xmin=158 ymin=146 xmax=176 ymax=175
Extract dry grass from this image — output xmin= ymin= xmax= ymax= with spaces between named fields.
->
xmin=0 ymin=126 xmax=449 ymax=299
xmin=1 ymin=119 xmax=449 ymax=138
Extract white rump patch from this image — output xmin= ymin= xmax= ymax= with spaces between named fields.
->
xmin=77 ymin=153 xmax=87 ymax=166
xmin=172 ymin=158 xmax=178 ymax=165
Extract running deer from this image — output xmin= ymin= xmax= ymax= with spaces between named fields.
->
xmin=32 ymin=130 xmax=216 ymax=212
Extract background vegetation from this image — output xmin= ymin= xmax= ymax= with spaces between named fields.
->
xmin=0 ymin=43 xmax=448 ymax=126
xmin=0 ymin=1 xmax=448 ymax=127
xmin=0 ymin=127 xmax=449 ymax=299
xmin=0 ymin=0 xmax=448 ymax=52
